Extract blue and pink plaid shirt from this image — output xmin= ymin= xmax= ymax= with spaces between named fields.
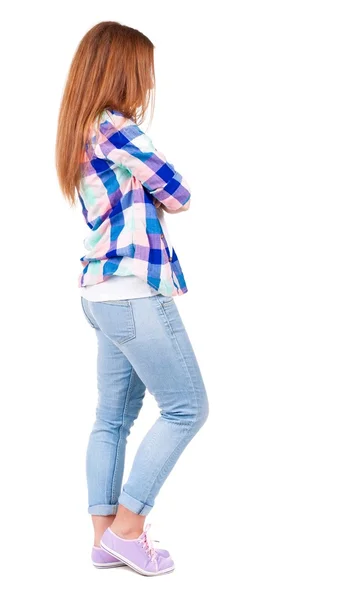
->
xmin=77 ymin=108 xmax=191 ymax=296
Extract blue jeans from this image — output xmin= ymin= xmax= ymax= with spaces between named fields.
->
xmin=80 ymin=293 xmax=209 ymax=516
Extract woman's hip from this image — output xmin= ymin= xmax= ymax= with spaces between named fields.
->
xmin=83 ymin=293 xmax=208 ymax=417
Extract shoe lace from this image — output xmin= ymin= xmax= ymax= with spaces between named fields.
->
xmin=139 ymin=524 xmax=158 ymax=563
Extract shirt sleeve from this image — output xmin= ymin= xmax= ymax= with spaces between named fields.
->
xmin=94 ymin=118 xmax=191 ymax=211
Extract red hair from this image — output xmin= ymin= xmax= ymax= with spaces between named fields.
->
xmin=55 ymin=21 xmax=155 ymax=205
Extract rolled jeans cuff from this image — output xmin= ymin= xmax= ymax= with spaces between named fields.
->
xmin=117 ymin=491 xmax=154 ymax=516
xmin=88 ymin=503 xmax=118 ymax=516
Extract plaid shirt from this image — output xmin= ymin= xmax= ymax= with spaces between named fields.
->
xmin=77 ymin=108 xmax=191 ymax=296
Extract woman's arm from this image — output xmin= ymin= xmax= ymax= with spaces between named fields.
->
xmin=94 ymin=116 xmax=191 ymax=213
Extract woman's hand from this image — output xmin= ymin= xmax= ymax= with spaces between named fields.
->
xmin=153 ymin=198 xmax=165 ymax=214
xmin=153 ymin=197 xmax=185 ymax=214
xmin=153 ymin=198 xmax=163 ymax=210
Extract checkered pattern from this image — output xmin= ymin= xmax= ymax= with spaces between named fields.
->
xmin=77 ymin=108 xmax=191 ymax=296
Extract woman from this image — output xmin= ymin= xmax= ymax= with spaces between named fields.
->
xmin=55 ymin=20 xmax=209 ymax=577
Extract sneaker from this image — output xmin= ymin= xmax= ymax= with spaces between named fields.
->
xmin=100 ymin=524 xmax=175 ymax=576
xmin=92 ymin=539 xmax=170 ymax=568
xmin=91 ymin=545 xmax=125 ymax=568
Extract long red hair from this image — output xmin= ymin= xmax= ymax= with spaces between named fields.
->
xmin=55 ymin=21 xmax=156 ymax=206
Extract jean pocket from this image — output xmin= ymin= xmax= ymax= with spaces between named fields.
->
xmin=90 ymin=300 xmax=136 ymax=345
xmin=100 ymin=300 xmax=132 ymax=306
xmin=80 ymin=296 xmax=97 ymax=328
xmin=156 ymin=294 xmax=174 ymax=306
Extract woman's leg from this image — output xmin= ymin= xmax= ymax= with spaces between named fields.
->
xmin=88 ymin=294 xmax=209 ymax=537
xmin=81 ymin=298 xmax=146 ymax=544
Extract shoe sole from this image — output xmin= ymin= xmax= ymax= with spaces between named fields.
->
xmin=92 ymin=561 xmax=125 ymax=568
xmin=100 ymin=541 xmax=175 ymax=577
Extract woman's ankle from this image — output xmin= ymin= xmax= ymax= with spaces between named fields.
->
xmin=109 ymin=504 xmax=145 ymax=539
xmin=110 ymin=524 xmax=143 ymax=540
xmin=92 ymin=514 xmax=116 ymax=546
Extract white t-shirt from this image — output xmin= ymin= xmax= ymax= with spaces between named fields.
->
xmin=80 ymin=210 xmax=173 ymax=301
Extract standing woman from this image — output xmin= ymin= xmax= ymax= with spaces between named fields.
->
xmin=55 ymin=21 xmax=209 ymax=577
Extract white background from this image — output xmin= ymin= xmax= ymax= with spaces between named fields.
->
xmin=1 ymin=1 xmax=343 ymax=598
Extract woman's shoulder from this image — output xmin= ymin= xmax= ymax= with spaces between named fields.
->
xmin=98 ymin=108 xmax=134 ymax=130
xmin=88 ymin=109 xmax=131 ymax=147
xmin=90 ymin=109 xmax=150 ymax=154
